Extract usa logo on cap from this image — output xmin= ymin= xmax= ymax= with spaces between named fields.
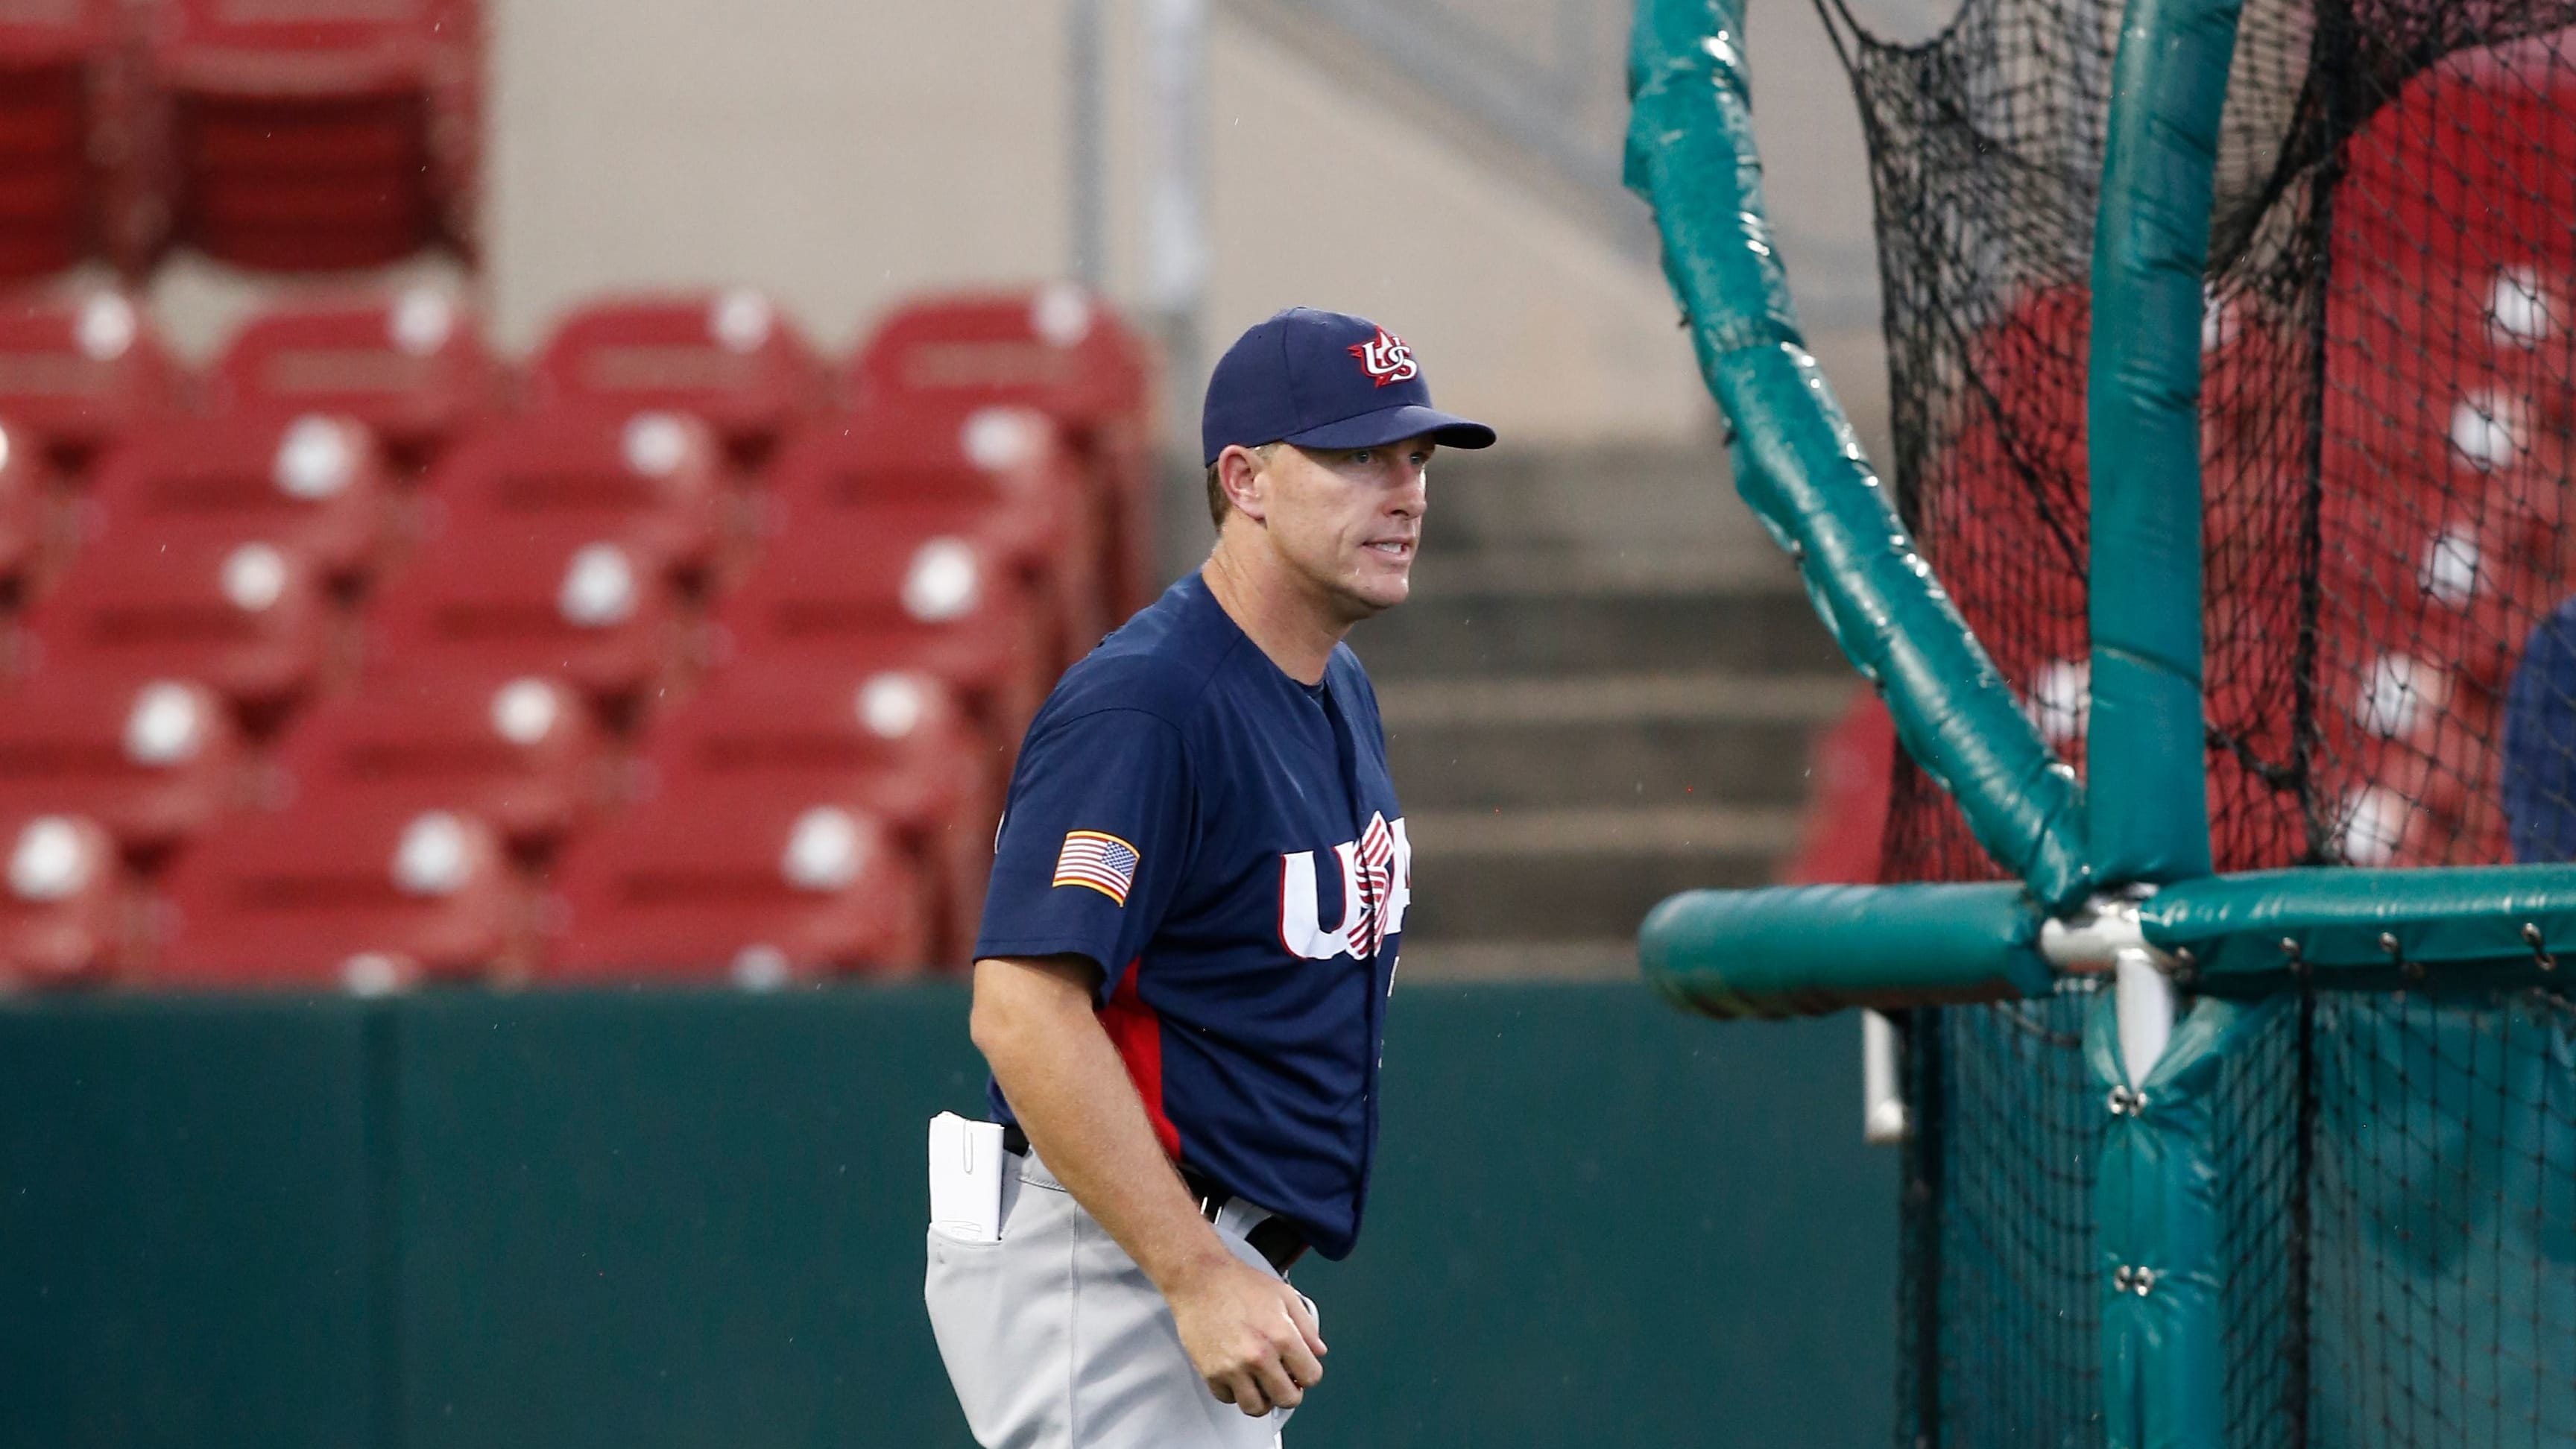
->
xmin=1348 ymin=327 xmax=1418 ymax=388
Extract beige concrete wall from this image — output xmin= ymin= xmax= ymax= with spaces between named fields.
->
xmin=150 ymin=0 xmax=1894 ymax=453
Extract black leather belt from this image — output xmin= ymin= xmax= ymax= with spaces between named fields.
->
xmin=1000 ymin=1123 xmax=1307 ymax=1275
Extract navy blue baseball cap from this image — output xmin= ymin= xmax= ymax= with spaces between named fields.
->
xmin=1202 ymin=307 xmax=1497 ymax=467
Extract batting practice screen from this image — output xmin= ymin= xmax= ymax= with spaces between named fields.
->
xmin=1816 ymin=0 xmax=2576 ymax=1440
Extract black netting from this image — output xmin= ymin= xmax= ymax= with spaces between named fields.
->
xmin=2311 ymin=991 xmax=2576 ymax=1445
xmin=1896 ymin=988 xmax=2109 ymax=1448
xmin=1822 ymin=0 xmax=2576 ymax=1441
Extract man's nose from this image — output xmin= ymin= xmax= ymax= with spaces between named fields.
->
xmin=1389 ymin=461 xmax=1427 ymax=514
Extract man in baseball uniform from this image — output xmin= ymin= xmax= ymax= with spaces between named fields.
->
xmin=926 ymin=306 xmax=1494 ymax=1446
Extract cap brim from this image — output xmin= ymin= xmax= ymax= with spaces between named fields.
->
xmin=1282 ymin=403 xmax=1496 ymax=454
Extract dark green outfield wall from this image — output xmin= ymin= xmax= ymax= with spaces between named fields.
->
xmin=0 ymin=984 xmax=1893 ymax=1448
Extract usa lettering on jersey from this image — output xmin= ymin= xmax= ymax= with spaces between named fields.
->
xmin=1278 ymin=813 xmax=1411 ymax=960
xmin=1053 ymin=830 xmax=1140 ymax=905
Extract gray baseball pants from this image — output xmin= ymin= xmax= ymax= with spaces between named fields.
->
xmin=924 ymin=1147 xmax=1308 ymax=1448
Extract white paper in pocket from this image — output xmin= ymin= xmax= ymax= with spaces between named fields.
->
xmin=927 ymin=1111 xmax=1006 ymax=1243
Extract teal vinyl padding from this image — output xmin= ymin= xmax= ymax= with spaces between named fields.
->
xmin=2083 ymin=0 xmax=2245 ymax=886
xmin=1639 ymin=883 xmax=2053 ymax=1020
xmin=2087 ymin=994 xmax=2284 ymax=1449
xmin=2141 ymin=864 xmax=2576 ymax=985
xmin=1626 ymin=0 xmax=2092 ymax=912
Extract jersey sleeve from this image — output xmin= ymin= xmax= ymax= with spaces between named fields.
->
xmin=973 ymin=707 xmax=1196 ymax=998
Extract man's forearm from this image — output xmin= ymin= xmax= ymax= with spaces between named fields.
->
xmin=970 ymin=956 xmax=1237 ymax=1295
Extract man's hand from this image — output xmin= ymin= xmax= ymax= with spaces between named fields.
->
xmin=1164 ymin=1254 xmax=1326 ymax=1416
xmin=971 ymin=955 xmax=1326 ymax=1418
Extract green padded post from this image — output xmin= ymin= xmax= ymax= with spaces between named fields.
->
xmin=2084 ymin=0 xmax=2247 ymax=886
xmin=1641 ymin=883 xmax=2053 ymax=1020
xmin=1626 ymin=0 xmax=2092 ymax=912
xmin=2087 ymin=994 xmax=2285 ymax=1449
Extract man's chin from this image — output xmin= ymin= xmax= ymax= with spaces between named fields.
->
xmin=1336 ymin=573 xmax=1410 ymax=619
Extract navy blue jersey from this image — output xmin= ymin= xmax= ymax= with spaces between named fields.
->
xmin=2505 ymin=596 xmax=2576 ymax=862
xmin=974 ymin=572 xmax=1408 ymax=1261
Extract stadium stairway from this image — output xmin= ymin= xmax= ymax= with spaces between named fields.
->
xmin=1349 ymin=443 xmax=1850 ymax=980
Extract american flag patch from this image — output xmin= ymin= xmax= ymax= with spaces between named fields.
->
xmin=1052 ymin=830 xmax=1140 ymax=905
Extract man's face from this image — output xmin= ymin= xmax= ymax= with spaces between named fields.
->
xmin=1243 ymin=435 xmax=1434 ymax=620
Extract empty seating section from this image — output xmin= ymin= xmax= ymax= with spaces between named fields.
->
xmin=0 ymin=6 xmax=1155 ymax=989
xmin=0 ymin=278 xmax=1146 ymax=988
xmin=854 ymin=287 xmax=1155 ymax=618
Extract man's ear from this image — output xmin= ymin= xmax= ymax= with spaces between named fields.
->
xmin=1216 ymin=444 xmax=1270 ymax=524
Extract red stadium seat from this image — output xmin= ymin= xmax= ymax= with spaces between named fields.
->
xmin=0 ymin=810 xmax=128 ymax=984
xmin=27 ymin=531 xmax=337 ymax=713
xmin=209 ymin=288 xmax=500 ymax=464
xmin=716 ymin=510 xmax=1054 ymax=744
xmin=529 ymin=291 xmax=827 ymax=464
xmin=270 ymin=669 xmax=610 ymax=854
xmin=150 ymin=0 xmax=480 ymax=271
xmin=542 ymin=788 xmax=929 ymax=985
xmin=0 ymin=672 xmax=244 ymax=856
xmin=0 ymin=413 xmax=54 ymax=595
xmin=423 ymin=408 xmax=728 ymax=580
xmin=853 ymin=287 xmax=1155 ymax=615
xmin=0 ymin=0 xmax=124 ymax=280
xmin=154 ymin=798 xmax=519 ymax=988
xmin=0 ymin=291 xmax=183 ymax=467
xmin=640 ymin=666 xmax=997 ymax=965
xmin=774 ymin=402 xmax=1105 ymax=661
xmin=365 ymin=523 xmax=692 ymax=710
xmin=89 ymin=412 xmax=393 ymax=580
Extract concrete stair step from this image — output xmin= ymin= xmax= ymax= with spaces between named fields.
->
xmin=1395 ymin=938 xmax=1642 ymax=982
xmin=1351 ymin=587 xmax=1844 ymax=678
xmin=1400 ymin=804 xmax=1798 ymax=940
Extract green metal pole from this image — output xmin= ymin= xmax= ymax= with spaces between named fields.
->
xmin=1626 ymin=0 xmax=2092 ymax=912
xmin=2086 ymin=0 xmax=2248 ymax=1439
xmin=2085 ymin=0 xmax=2244 ymax=888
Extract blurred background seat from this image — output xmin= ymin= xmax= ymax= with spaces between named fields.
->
xmin=0 ymin=0 xmax=127 ymax=282
xmin=206 ymin=287 xmax=501 ymax=470
xmin=0 ymin=672 xmax=245 ymax=861
xmin=777 ymin=400 xmax=1105 ymax=665
xmin=153 ymin=798 xmax=517 ymax=988
xmin=364 ymin=522 xmax=692 ymax=718
xmin=424 ymin=408 xmax=731 ymax=584
xmin=529 ymin=288 xmax=827 ymax=470
xmin=148 ymin=0 xmax=480 ymax=271
xmin=26 ymin=530 xmax=338 ymax=721
xmin=266 ymin=667 xmax=610 ymax=858
xmin=716 ymin=512 xmax=1052 ymax=751
xmin=89 ymin=411 xmax=392 ymax=581
xmin=637 ymin=666 xmax=995 ymax=967
xmin=541 ymin=789 xmax=926 ymax=986
xmin=0 ymin=291 xmax=181 ymax=472
xmin=0 ymin=809 xmax=129 ymax=985
xmin=852 ymin=287 xmax=1155 ymax=616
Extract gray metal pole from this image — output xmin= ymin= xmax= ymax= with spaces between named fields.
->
xmin=1145 ymin=0 xmax=1210 ymax=564
xmin=1068 ymin=0 xmax=1106 ymax=288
